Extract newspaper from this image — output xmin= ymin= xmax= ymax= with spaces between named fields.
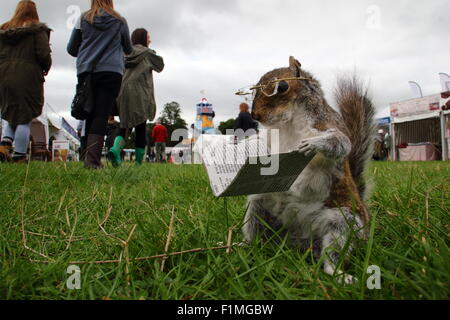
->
xmin=195 ymin=134 xmax=315 ymax=197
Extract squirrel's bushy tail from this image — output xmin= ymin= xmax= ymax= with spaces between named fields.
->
xmin=335 ymin=75 xmax=376 ymax=200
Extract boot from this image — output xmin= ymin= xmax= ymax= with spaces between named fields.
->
xmin=107 ymin=136 xmax=125 ymax=168
xmin=84 ymin=134 xmax=104 ymax=170
xmin=12 ymin=152 xmax=28 ymax=164
xmin=135 ymin=148 xmax=146 ymax=166
xmin=0 ymin=143 xmax=12 ymax=163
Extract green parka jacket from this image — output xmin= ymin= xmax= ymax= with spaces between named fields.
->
xmin=116 ymin=44 xmax=164 ymax=129
xmin=0 ymin=23 xmax=52 ymax=125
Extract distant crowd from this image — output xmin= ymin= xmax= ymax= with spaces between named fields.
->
xmin=0 ymin=0 xmax=166 ymax=167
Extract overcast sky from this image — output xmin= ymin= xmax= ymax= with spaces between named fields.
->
xmin=1 ymin=0 xmax=449 ymax=127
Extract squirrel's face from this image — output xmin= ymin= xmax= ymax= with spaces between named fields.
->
xmin=251 ymin=56 xmax=306 ymax=125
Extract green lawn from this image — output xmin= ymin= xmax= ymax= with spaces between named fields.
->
xmin=0 ymin=161 xmax=448 ymax=300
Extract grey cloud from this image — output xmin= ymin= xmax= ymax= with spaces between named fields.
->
xmin=1 ymin=0 xmax=449 ymax=128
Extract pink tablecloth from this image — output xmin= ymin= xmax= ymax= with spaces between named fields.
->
xmin=399 ymin=144 xmax=438 ymax=161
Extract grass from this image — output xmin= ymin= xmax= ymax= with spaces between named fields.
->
xmin=0 ymin=161 xmax=448 ymax=300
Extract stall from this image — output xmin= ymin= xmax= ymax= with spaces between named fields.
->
xmin=440 ymin=91 xmax=450 ymax=160
xmin=375 ymin=107 xmax=391 ymax=132
xmin=30 ymin=114 xmax=52 ymax=161
xmin=47 ymin=113 xmax=80 ymax=161
xmin=373 ymin=107 xmax=392 ymax=161
xmin=390 ymin=94 xmax=443 ymax=161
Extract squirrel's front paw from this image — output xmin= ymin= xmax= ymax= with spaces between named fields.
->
xmin=298 ymin=138 xmax=320 ymax=156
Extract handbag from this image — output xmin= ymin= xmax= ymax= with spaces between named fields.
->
xmin=71 ymin=26 xmax=122 ymax=120
xmin=71 ymin=73 xmax=95 ymax=120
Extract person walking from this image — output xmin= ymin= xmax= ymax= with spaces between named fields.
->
xmin=67 ymin=0 xmax=132 ymax=169
xmin=148 ymin=148 xmax=155 ymax=163
xmin=77 ymin=120 xmax=87 ymax=161
xmin=108 ymin=28 xmax=164 ymax=167
xmin=233 ymin=103 xmax=257 ymax=143
xmin=179 ymin=149 xmax=184 ymax=164
xmin=234 ymin=103 xmax=257 ymax=133
xmin=105 ymin=116 xmax=119 ymax=152
xmin=152 ymin=121 xmax=168 ymax=162
xmin=0 ymin=0 xmax=52 ymax=163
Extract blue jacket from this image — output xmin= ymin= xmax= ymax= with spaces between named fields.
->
xmin=67 ymin=10 xmax=132 ymax=75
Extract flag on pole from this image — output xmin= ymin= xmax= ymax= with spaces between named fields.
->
xmin=439 ymin=73 xmax=450 ymax=110
xmin=439 ymin=73 xmax=450 ymax=92
xmin=408 ymin=81 xmax=423 ymax=99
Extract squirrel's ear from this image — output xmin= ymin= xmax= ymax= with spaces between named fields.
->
xmin=289 ymin=56 xmax=302 ymax=76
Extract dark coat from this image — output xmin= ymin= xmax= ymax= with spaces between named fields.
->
xmin=0 ymin=23 xmax=52 ymax=125
xmin=234 ymin=111 xmax=257 ymax=132
xmin=116 ymin=45 xmax=164 ymax=129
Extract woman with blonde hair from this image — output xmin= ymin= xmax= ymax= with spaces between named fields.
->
xmin=67 ymin=0 xmax=132 ymax=169
xmin=0 ymin=0 xmax=52 ymax=163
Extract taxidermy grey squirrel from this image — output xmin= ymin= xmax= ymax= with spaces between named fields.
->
xmin=243 ymin=57 xmax=376 ymax=284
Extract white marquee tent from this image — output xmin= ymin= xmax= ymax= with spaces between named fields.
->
xmin=30 ymin=104 xmax=80 ymax=160
xmin=389 ymin=94 xmax=447 ymax=161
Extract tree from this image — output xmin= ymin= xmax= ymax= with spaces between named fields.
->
xmin=218 ymin=118 xmax=236 ymax=135
xmin=159 ymin=102 xmax=183 ymax=126
xmin=158 ymin=102 xmax=188 ymax=147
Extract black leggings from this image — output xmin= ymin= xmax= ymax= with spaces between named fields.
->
xmin=118 ymin=122 xmax=147 ymax=149
xmin=78 ymin=72 xmax=122 ymax=136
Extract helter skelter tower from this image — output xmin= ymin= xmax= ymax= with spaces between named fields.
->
xmin=190 ymin=97 xmax=217 ymax=164
xmin=194 ymin=98 xmax=216 ymax=136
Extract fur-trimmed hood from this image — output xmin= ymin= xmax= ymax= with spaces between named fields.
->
xmin=0 ymin=23 xmax=51 ymax=45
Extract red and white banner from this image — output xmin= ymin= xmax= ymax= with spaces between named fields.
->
xmin=390 ymin=94 xmax=441 ymax=120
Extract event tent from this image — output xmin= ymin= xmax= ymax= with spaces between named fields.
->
xmin=389 ymin=94 xmax=444 ymax=161
xmin=375 ymin=106 xmax=392 ymax=134
xmin=375 ymin=107 xmax=391 ymax=124
xmin=29 ymin=104 xmax=80 ymax=160
xmin=31 ymin=113 xmax=50 ymax=147
xmin=440 ymin=92 xmax=450 ymax=161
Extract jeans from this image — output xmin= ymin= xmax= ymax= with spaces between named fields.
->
xmin=1 ymin=121 xmax=31 ymax=154
xmin=155 ymin=142 xmax=166 ymax=162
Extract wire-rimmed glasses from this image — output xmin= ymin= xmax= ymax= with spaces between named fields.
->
xmin=235 ymin=77 xmax=315 ymax=98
